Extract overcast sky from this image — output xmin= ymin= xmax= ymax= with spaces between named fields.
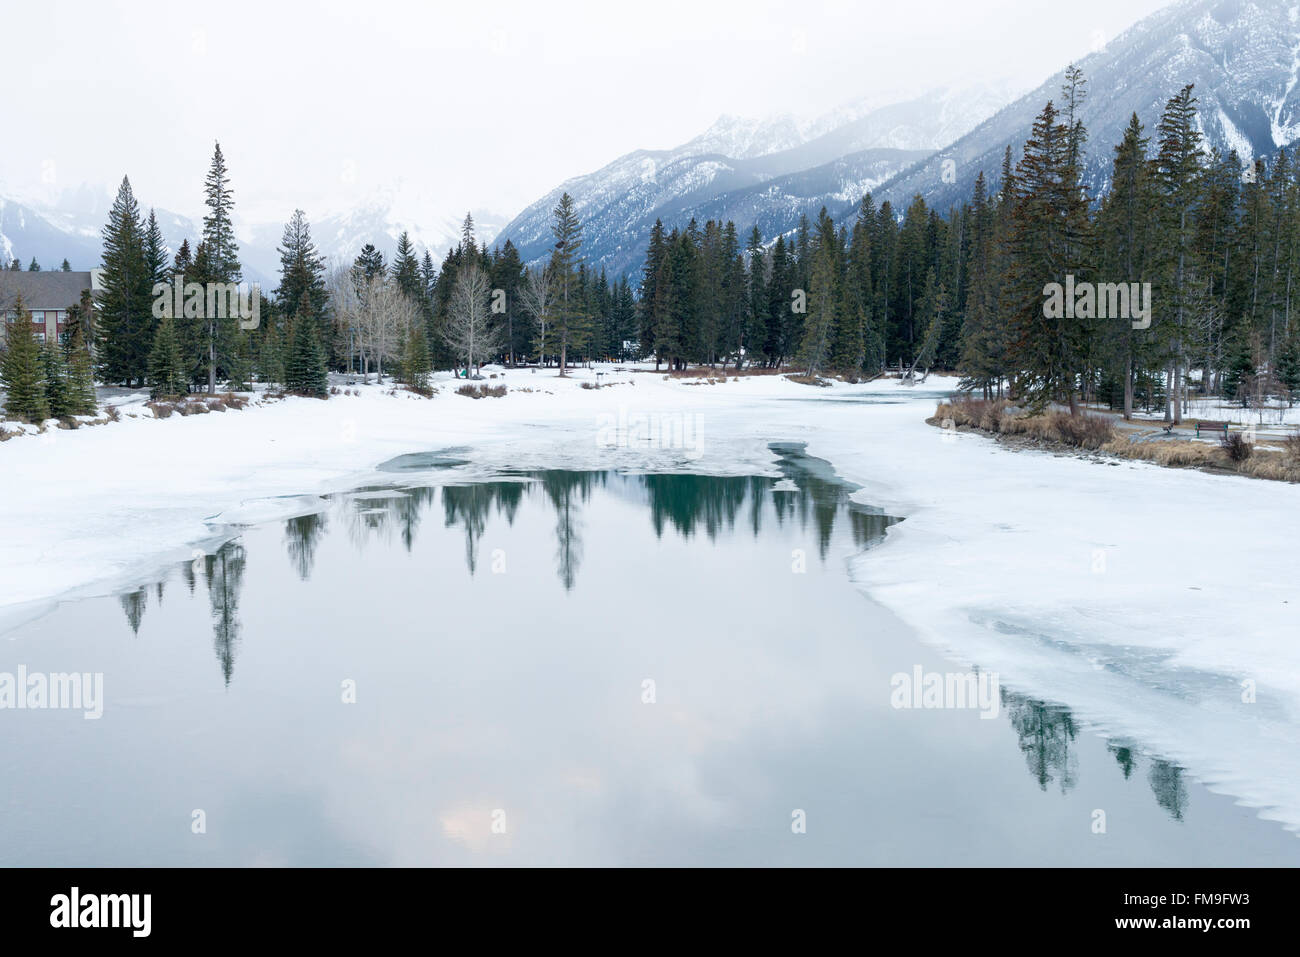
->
xmin=3 ymin=0 xmax=1173 ymax=225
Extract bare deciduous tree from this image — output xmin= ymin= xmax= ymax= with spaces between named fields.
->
xmin=444 ymin=261 xmax=502 ymax=376
xmin=518 ymin=265 xmax=551 ymax=367
xmin=359 ymin=275 xmax=415 ymax=382
xmin=326 ymin=262 xmax=361 ymax=375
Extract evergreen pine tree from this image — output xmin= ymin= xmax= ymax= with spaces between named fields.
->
xmin=639 ymin=219 xmax=668 ymax=364
xmin=1222 ymin=334 xmax=1256 ymax=407
xmin=64 ymin=323 xmax=98 ymax=416
xmin=1004 ymin=100 xmax=1091 ymax=410
xmin=258 ymin=321 xmax=286 ymax=388
xmin=798 ymin=214 xmax=840 ymax=377
xmin=1277 ymin=336 xmax=1300 ymax=402
xmin=549 ymin=193 xmax=586 ymax=375
xmin=41 ymin=342 xmax=72 ymax=418
xmin=97 ymin=176 xmax=151 ymax=386
xmin=148 ymin=315 xmax=188 ymax=398
xmin=1 ymin=297 xmax=51 ymax=422
xmin=746 ymin=227 xmax=769 ymax=367
xmin=144 ymin=209 xmax=170 ymax=287
xmin=284 ymin=308 xmax=328 ymax=397
xmin=401 ymin=320 xmax=432 ymax=394
xmin=390 ymin=231 xmax=423 ymax=302
xmin=275 ymin=210 xmax=328 ymax=338
xmin=201 ymin=141 xmax=242 ymax=393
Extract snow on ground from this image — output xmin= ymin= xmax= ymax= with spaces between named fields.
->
xmin=2 ymin=365 xmax=1299 ymax=832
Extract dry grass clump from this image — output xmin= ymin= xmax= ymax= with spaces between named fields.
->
xmin=937 ymin=396 xmax=1300 ymax=482
xmin=145 ymin=392 xmax=249 ymax=419
xmin=456 ymin=383 xmax=506 ymax=399
xmin=1100 ymin=436 xmax=1221 ymax=468
xmin=1238 ymin=453 xmax=1300 ymax=482
xmin=935 ymin=398 xmax=1114 ymax=449
xmin=785 ymin=374 xmax=833 ymax=387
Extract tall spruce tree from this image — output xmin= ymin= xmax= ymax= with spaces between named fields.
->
xmin=549 ymin=193 xmax=586 ymax=375
xmin=1151 ymin=84 xmax=1203 ymax=423
xmin=148 ymin=315 xmax=188 ymax=398
xmin=201 ymin=141 xmax=242 ymax=393
xmin=1005 ymin=100 xmax=1091 ymax=411
xmin=41 ymin=342 xmax=72 ymax=418
xmin=97 ymin=176 xmax=152 ymax=386
xmin=284 ymin=307 xmax=328 ymax=397
xmin=1 ymin=296 xmax=51 ymax=422
xmin=275 ymin=210 xmax=327 ymax=324
xmin=64 ymin=323 xmax=97 ymax=415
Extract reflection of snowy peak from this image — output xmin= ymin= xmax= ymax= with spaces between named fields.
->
xmin=872 ymin=0 xmax=1300 ymax=216
xmin=493 ymin=84 xmax=1019 ymax=278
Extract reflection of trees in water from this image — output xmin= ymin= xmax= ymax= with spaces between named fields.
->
xmin=442 ymin=482 xmax=497 ymax=576
xmin=1148 ymin=759 xmax=1188 ymax=821
xmin=643 ymin=473 xmax=755 ymax=541
xmin=1002 ymin=692 xmax=1195 ymax=824
xmin=342 ymin=490 xmax=409 ymax=551
xmin=1108 ymin=742 xmax=1137 ymax=780
xmin=1002 ymin=690 xmax=1079 ymax=794
xmin=337 ymin=486 xmax=440 ymax=554
xmin=119 ymin=587 xmax=148 ymax=636
xmin=204 ymin=541 xmax=246 ymax=687
xmin=124 ymin=455 xmax=898 ymax=681
xmin=540 ymin=471 xmax=602 ymax=591
xmin=284 ymin=512 xmax=328 ymax=580
xmin=393 ymin=486 xmax=436 ymax=552
xmin=640 ymin=457 xmax=895 ymax=560
xmin=278 ymin=456 xmax=897 ymax=591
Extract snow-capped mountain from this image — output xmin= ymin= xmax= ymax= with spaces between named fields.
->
xmin=862 ymin=0 xmax=1300 ymax=218
xmin=492 ymin=84 xmax=1019 ymax=278
xmin=0 ymin=178 xmax=504 ymax=285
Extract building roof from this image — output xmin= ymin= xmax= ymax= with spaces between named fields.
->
xmin=0 ymin=271 xmax=95 ymax=312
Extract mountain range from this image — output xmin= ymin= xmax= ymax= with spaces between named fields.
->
xmin=497 ymin=0 xmax=1300 ymax=279
xmin=6 ymin=0 xmax=1300 ymax=288
xmin=0 ymin=180 xmax=505 ymax=285
xmin=490 ymin=84 xmax=1018 ymax=278
xmin=854 ymin=0 xmax=1300 ymax=221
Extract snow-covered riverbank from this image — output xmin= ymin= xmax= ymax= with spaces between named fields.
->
xmin=3 ymin=365 xmax=1298 ymax=833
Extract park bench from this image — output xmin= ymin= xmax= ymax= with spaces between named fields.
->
xmin=1194 ymin=420 xmax=1230 ymax=438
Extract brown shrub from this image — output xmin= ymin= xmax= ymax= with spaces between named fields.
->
xmin=1220 ymin=430 xmax=1253 ymax=463
xmin=1049 ymin=411 xmax=1115 ymax=449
